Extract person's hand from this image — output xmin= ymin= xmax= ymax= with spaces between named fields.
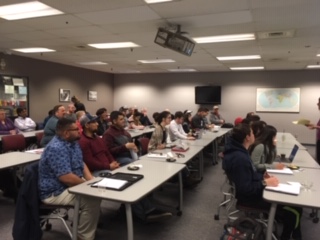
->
xmin=9 ymin=130 xmax=17 ymax=135
xmin=110 ymin=161 xmax=120 ymax=170
xmin=125 ymin=142 xmax=136 ymax=150
xmin=264 ymin=176 xmax=279 ymax=187
xmin=263 ymin=171 xmax=271 ymax=179
xmin=275 ymin=163 xmax=285 ymax=170
xmin=157 ymin=143 xmax=166 ymax=149
xmin=187 ymin=136 xmax=195 ymax=140
xmin=307 ymin=124 xmax=316 ymax=129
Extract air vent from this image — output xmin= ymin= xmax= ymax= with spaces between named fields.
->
xmin=257 ymin=30 xmax=295 ymax=39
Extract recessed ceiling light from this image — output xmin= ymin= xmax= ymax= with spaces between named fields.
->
xmin=316 ymin=54 xmax=320 ymax=57
xmin=217 ymin=55 xmax=261 ymax=61
xmin=78 ymin=61 xmax=108 ymax=65
xmin=193 ymin=33 xmax=255 ymax=44
xmin=12 ymin=48 xmax=55 ymax=53
xmin=168 ymin=68 xmax=197 ymax=72
xmin=306 ymin=65 xmax=320 ymax=69
xmin=144 ymin=0 xmax=173 ymax=3
xmin=88 ymin=42 xmax=140 ymax=49
xmin=0 ymin=1 xmax=63 ymax=20
xmin=230 ymin=66 xmax=264 ymax=70
xmin=138 ymin=59 xmax=175 ymax=63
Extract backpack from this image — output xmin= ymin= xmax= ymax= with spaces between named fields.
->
xmin=220 ymin=217 xmax=265 ymax=240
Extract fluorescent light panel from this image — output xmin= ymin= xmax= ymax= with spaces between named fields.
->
xmin=168 ymin=69 xmax=197 ymax=72
xmin=144 ymin=0 xmax=173 ymax=3
xmin=88 ymin=42 xmax=140 ymax=49
xmin=138 ymin=59 xmax=175 ymax=64
xmin=217 ymin=55 xmax=261 ymax=61
xmin=78 ymin=61 xmax=107 ymax=65
xmin=306 ymin=65 xmax=320 ymax=69
xmin=317 ymin=54 xmax=320 ymax=57
xmin=0 ymin=1 xmax=63 ymax=20
xmin=12 ymin=48 xmax=55 ymax=53
xmin=230 ymin=66 xmax=264 ymax=70
xmin=193 ymin=33 xmax=255 ymax=44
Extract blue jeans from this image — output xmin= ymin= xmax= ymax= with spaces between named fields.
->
xmin=116 ymin=157 xmax=134 ymax=166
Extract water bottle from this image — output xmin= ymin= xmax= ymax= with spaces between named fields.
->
xmin=281 ymin=130 xmax=286 ymax=142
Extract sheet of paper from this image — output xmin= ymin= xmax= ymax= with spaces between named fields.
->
xmin=25 ymin=148 xmax=44 ymax=154
xmin=292 ymin=119 xmax=310 ymax=125
xmin=92 ymin=178 xmax=128 ymax=189
xmin=267 ymin=168 xmax=293 ymax=175
xmin=265 ymin=183 xmax=300 ymax=195
xmin=147 ymin=153 xmax=167 ymax=158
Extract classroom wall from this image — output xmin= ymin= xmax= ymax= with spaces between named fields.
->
xmin=114 ymin=71 xmax=320 ymax=144
xmin=0 ymin=54 xmax=114 ymax=122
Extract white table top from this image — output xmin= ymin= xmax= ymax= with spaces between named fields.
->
xmin=128 ymin=127 xmax=154 ymax=138
xmin=263 ymin=168 xmax=320 ymax=208
xmin=68 ymin=159 xmax=185 ymax=203
xmin=0 ymin=151 xmax=41 ymax=169
xmin=139 ymin=145 xmax=204 ymax=164
xmin=0 ymin=130 xmax=44 ymax=141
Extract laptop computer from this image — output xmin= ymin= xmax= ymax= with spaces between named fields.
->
xmin=280 ymin=144 xmax=299 ymax=163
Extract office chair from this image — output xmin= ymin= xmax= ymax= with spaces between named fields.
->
xmin=12 ymin=162 xmax=73 ymax=240
xmin=138 ymin=137 xmax=150 ymax=156
xmin=1 ymin=134 xmax=26 ymax=153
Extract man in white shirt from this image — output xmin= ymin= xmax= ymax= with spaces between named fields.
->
xmin=169 ymin=111 xmax=195 ymax=142
xmin=14 ymin=107 xmax=36 ymax=132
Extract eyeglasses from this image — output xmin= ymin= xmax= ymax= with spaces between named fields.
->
xmin=67 ymin=128 xmax=80 ymax=132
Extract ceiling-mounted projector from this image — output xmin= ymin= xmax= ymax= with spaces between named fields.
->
xmin=154 ymin=27 xmax=195 ymax=56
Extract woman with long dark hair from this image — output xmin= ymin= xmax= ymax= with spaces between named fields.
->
xmin=148 ymin=111 xmax=171 ymax=151
xmin=249 ymin=125 xmax=284 ymax=172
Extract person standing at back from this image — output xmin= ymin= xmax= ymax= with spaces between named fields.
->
xmin=41 ymin=105 xmax=65 ymax=147
xmin=306 ymin=97 xmax=320 ymax=164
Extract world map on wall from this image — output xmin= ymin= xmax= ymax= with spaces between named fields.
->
xmin=256 ymin=88 xmax=300 ymax=112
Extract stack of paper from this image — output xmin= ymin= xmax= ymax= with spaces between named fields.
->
xmin=147 ymin=153 xmax=167 ymax=158
xmin=92 ymin=178 xmax=128 ymax=190
xmin=267 ymin=168 xmax=293 ymax=175
xmin=265 ymin=183 xmax=300 ymax=195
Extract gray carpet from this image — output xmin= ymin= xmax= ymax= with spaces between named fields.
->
xmin=1 ymin=145 xmax=319 ymax=240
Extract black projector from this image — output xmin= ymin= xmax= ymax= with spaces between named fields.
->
xmin=154 ymin=27 xmax=195 ymax=56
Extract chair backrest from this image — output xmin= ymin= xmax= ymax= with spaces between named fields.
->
xmin=2 ymin=134 xmax=26 ymax=153
xmin=138 ymin=137 xmax=150 ymax=156
xmin=35 ymin=132 xmax=44 ymax=148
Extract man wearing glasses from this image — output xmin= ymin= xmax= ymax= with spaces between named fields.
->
xmin=39 ymin=118 xmax=101 ymax=240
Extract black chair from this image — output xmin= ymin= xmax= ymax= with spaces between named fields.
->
xmin=12 ymin=162 xmax=73 ymax=240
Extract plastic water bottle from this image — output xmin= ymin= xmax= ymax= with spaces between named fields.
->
xmin=281 ymin=130 xmax=286 ymax=142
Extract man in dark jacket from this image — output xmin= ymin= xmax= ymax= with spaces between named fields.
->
xmin=223 ymin=124 xmax=302 ymax=240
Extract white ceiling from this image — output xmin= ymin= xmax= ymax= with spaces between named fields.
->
xmin=1 ymin=0 xmax=320 ymax=74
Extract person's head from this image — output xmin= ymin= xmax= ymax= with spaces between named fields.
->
xmin=197 ymin=107 xmax=209 ymax=117
xmin=67 ymin=104 xmax=76 ymax=113
xmin=96 ymin=108 xmax=108 ymax=121
xmin=76 ymin=110 xmax=85 ymax=120
xmin=152 ymin=112 xmax=159 ymax=123
xmin=174 ymin=111 xmax=184 ymax=124
xmin=246 ymin=112 xmax=254 ymax=119
xmin=53 ymin=105 xmax=65 ymax=119
xmin=317 ymin=97 xmax=320 ymax=110
xmin=234 ymin=117 xmax=243 ymax=126
xmin=55 ymin=118 xmax=80 ymax=142
xmin=251 ymin=120 xmax=267 ymax=138
xmin=183 ymin=112 xmax=192 ymax=123
xmin=71 ymin=96 xmax=80 ymax=104
xmin=213 ymin=105 xmax=219 ymax=114
xmin=231 ymin=123 xmax=254 ymax=149
xmin=17 ymin=107 xmax=27 ymax=118
xmin=133 ymin=111 xmax=142 ymax=122
xmin=119 ymin=106 xmax=128 ymax=115
xmin=80 ymin=115 xmax=98 ymax=135
xmin=110 ymin=111 xmax=125 ymax=129
xmin=0 ymin=108 xmax=6 ymax=121
xmin=156 ymin=111 xmax=171 ymax=126
xmin=141 ymin=108 xmax=147 ymax=116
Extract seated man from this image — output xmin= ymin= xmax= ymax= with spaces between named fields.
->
xmin=169 ymin=111 xmax=195 ymax=142
xmin=14 ymin=107 xmax=36 ymax=132
xmin=38 ymin=118 xmax=101 ymax=240
xmin=140 ymin=108 xmax=152 ymax=126
xmin=223 ymin=123 xmax=302 ymax=240
xmin=79 ymin=115 xmax=172 ymax=223
xmin=95 ymin=107 xmax=109 ymax=136
xmin=209 ymin=105 xmax=225 ymax=126
xmin=103 ymin=111 xmax=138 ymax=166
xmin=41 ymin=105 xmax=65 ymax=147
xmin=65 ymin=104 xmax=77 ymax=121
xmin=191 ymin=107 xmax=210 ymax=130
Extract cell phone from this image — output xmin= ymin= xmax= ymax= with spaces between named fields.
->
xmin=166 ymin=158 xmax=176 ymax=162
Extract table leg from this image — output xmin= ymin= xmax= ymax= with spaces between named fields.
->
xmin=198 ymin=151 xmax=204 ymax=179
xmin=178 ymin=171 xmax=183 ymax=214
xmin=125 ymin=203 xmax=134 ymax=240
xmin=72 ymin=195 xmax=80 ymax=240
xmin=266 ymin=202 xmax=277 ymax=240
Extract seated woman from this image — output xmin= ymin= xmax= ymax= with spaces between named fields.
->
xmin=129 ymin=111 xmax=145 ymax=130
xmin=182 ymin=110 xmax=192 ymax=134
xmin=148 ymin=111 xmax=171 ymax=151
xmin=0 ymin=108 xmax=17 ymax=135
xmin=249 ymin=125 xmax=284 ymax=172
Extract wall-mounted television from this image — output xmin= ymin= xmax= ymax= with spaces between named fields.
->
xmin=195 ymin=86 xmax=221 ymax=104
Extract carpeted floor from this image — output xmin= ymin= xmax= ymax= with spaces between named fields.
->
xmin=1 ymin=145 xmax=319 ymax=240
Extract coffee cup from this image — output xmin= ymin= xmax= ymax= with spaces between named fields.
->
xmin=280 ymin=154 xmax=286 ymax=160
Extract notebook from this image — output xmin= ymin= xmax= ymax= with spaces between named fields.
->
xmin=280 ymin=144 xmax=299 ymax=163
xmin=266 ymin=168 xmax=293 ymax=175
xmin=91 ymin=172 xmax=144 ymax=191
xmin=265 ymin=183 xmax=300 ymax=195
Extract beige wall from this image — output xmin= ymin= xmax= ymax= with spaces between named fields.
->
xmin=0 ymin=54 xmax=114 ymax=122
xmin=114 ymin=71 xmax=320 ymax=144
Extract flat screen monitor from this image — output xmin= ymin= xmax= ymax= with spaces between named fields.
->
xmin=195 ymin=86 xmax=221 ymax=105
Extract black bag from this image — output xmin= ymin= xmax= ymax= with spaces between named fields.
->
xmin=220 ymin=217 xmax=264 ymax=240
